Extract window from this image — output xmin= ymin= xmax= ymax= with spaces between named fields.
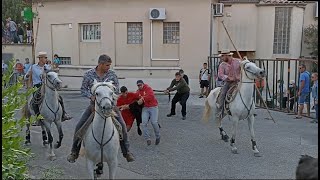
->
xmin=60 ymin=57 xmax=71 ymax=65
xmin=273 ymin=7 xmax=292 ymax=54
xmin=127 ymin=22 xmax=143 ymax=44
xmin=80 ymin=23 xmax=101 ymax=41
xmin=163 ymin=22 xmax=180 ymax=44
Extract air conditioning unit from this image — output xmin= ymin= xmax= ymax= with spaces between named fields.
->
xmin=213 ymin=3 xmax=224 ymax=16
xmin=315 ymin=2 xmax=318 ymax=18
xmin=149 ymin=8 xmax=166 ymax=20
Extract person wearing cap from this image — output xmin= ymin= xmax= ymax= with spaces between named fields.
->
xmin=25 ymin=52 xmax=72 ymax=125
xmin=165 ymin=72 xmax=190 ymax=120
xmin=216 ymin=49 xmax=241 ymax=118
xmin=67 ymin=54 xmax=135 ymax=163
xmin=136 ymin=80 xmax=161 ymax=145
xmin=117 ymin=86 xmax=142 ymax=135
xmin=179 ymin=69 xmax=189 ymax=85
xmin=199 ymin=62 xmax=210 ymax=98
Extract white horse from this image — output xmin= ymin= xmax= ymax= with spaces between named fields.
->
xmin=203 ymin=58 xmax=266 ymax=157
xmin=82 ymin=80 xmax=120 ymax=179
xmin=22 ymin=71 xmax=64 ymax=161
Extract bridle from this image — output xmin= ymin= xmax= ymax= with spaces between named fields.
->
xmin=39 ymin=72 xmax=62 ymax=121
xmin=90 ymin=83 xmax=117 ymax=175
xmin=238 ymin=60 xmax=262 ymax=120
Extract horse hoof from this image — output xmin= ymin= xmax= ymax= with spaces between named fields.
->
xmin=54 ymin=143 xmax=61 ymax=149
xmin=254 ymin=152 xmax=262 ymax=157
xmin=222 ymin=135 xmax=229 ymax=142
xmin=48 ymin=155 xmax=56 ymax=161
xmin=25 ymin=141 xmax=31 ymax=146
xmin=231 ymin=149 xmax=238 ymax=154
xmin=43 ymin=141 xmax=48 ymax=146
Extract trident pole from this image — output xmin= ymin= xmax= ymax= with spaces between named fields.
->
xmin=221 ymin=20 xmax=276 ymax=123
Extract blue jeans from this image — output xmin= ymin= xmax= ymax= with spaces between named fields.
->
xmin=141 ymin=106 xmax=160 ymax=140
xmin=298 ymin=93 xmax=310 ymax=105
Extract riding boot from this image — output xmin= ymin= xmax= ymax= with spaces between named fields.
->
xmin=120 ymin=140 xmax=135 ymax=162
xmin=67 ymin=138 xmax=81 ymax=163
xmin=32 ymin=103 xmax=42 ymax=126
xmin=58 ymin=96 xmax=72 ymax=121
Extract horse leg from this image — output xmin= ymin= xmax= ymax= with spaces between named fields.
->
xmin=43 ymin=121 xmax=56 ymax=161
xmin=247 ymin=115 xmax=262 ymax=157
xmin=53 ymin=120 xmax=63 ymax=149
xmin=25 ymin=121 xmax=31 ymax=145
xmin=218 ymin=117 xmax=229 ymax=142
xmin=86 ymin=157 xmax=96 ymax=179
xmin=230 ymin=117 xmax=239 ymax=154
xmin=40 ymin=123 xmax=48 ymax=146
xmin=108 ymin=158 xmax=118 ymax=179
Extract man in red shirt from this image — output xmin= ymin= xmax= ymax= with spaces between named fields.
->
xmin=117 ymin=86 xmax=142 ymax=135
xmin=136 ymin=80 xmax=161 ymax=146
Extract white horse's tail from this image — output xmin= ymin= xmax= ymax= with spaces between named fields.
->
xmin=202 ymin=99 xmax=212 ymax=122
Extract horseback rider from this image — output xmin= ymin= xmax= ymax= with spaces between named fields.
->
xmin=216 ymin=49 xmax=241 ymax=118
xmin=24 ymin=52 xmax=72 ymax=123
xmin=67 ymin=54 xmax=135 ymax=163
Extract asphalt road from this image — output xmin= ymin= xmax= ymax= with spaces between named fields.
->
xmin=24 ymin=92 xmax=318 ymax=179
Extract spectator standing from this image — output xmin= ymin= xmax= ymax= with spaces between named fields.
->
xmin=17 ymin=24 xmax=24 ymax=43
xmin=23 ymin=58 xmax=32 ymax=74
xmin=14 ymin=59 xmax=24 ymax=76
xmin=26 ymin=24 xmax=32 ymax=43
xmin=296 ymin=64 xmax=311 ymax=119
xmin=310 ymin=73 xmax=318 ymax=123
xmin=8 ymin=18 xmax=17 ymax=43
xmin=199 ymin=62 xmax=211 ymax=98
xmin=53 ymin=54 xmax=61 ymax=69
xmin=277 ymin=80 xmax=288 ymax=109
xmin=179 ymin=69 xmax=189 ymax=85
xmin=288 ymin=80 xmax=298 ymax=111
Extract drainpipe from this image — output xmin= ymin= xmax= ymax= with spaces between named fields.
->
xmin=209 ymin=3 xmax=215 ymax=90
xmin=299 ymin=5 xmax=306 ymax=58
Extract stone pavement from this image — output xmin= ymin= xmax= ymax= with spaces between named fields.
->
xmin=24 ymin=92 xmax=318 ymax=179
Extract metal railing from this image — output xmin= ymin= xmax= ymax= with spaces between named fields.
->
xmin=208 ymin=56 xmax=318 ymax=119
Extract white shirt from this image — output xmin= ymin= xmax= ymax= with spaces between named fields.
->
xmin=199 ymin=68 xmax=210 ymax=81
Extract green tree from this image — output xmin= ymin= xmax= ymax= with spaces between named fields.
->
xmin=303 ymin=24 xmax=318 ymax=58
xmin=2 ymin=0 xmax=30 ymax=24
xmin=2 ymin=60 xmax=36 ymax=179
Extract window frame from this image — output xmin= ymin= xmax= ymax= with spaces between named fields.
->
xmin=127 ymin=22 xmax=143 ymax=44
xmin=273 ymin=7 xmax=292 ymax=55
xmin=80 ymin=23 xmax=101 ymax=42
xmin=163 ymin=22 xmax=180 ymax=44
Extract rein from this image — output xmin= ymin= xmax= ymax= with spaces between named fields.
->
xmin=236 ymin=61 xmax=256 ymax=119
xmin=153 ymin=90 xmax=171 ymax=103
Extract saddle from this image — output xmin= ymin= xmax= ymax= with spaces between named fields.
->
xmin=75 ymin=111 xmax=123 ymax=142
xmin=216 ymin=83 xmax=239 ymax=116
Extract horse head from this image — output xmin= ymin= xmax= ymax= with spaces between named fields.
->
xmin=44 ymin=71 xmax=62 ymax=90
xmin=240 ymin=58 xmax=266 ymax=80
xmin=91 ymin=79 xmax=118 ymax=115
